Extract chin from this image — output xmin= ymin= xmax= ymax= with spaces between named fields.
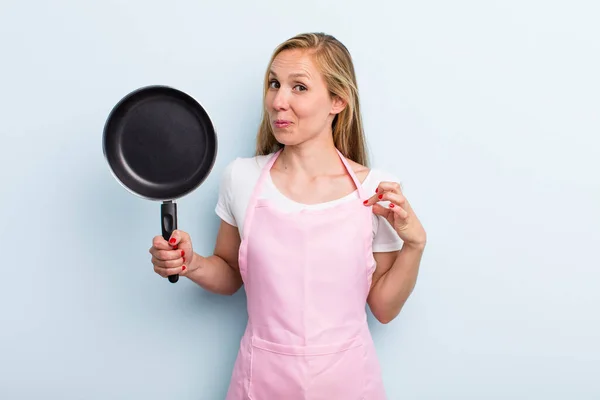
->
xmin=272 ymin=129 xmax=298 ymax=145
xmin=272 ymin=135 xmax=300 ymax=146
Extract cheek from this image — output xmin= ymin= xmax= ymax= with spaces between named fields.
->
xmin=294 ymin=99 xmax=324 ymax=121
xmin=264 ymin=93 xmax=274 ymax=110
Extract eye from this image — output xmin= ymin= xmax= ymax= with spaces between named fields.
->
xmin=268 ymin=79 xmax=280 ymax=89
xmin=294 ymin=84 xmax=307 ymax=92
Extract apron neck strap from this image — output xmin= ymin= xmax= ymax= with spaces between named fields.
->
xmin=254 ymin=147 xmax=367 ymax=200
xmin=335 ymin=148 xmax=367 ymax=199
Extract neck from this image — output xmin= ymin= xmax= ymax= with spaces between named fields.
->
xmin=277 ymin=134 xmax=342 ymax=178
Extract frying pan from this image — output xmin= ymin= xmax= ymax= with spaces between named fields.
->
xmin=102 ymin=85 xmax=217 ymax=283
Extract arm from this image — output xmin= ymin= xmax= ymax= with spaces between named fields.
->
xmin=363 ymin=178 xmax=427 ymax=324
xmin=184 ymin=220 xmax=244 ymax=296
xmin=367 ymin=242 xmax=425 ymax=324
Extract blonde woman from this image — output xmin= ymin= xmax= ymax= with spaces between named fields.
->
xmin=150 ymin=32 xmax=427 ymax=399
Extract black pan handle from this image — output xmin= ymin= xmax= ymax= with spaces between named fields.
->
xmin=161 ymin=201 xmax=179 ymax=283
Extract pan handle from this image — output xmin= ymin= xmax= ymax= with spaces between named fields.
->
xmin=161 ymin=201 xmax=179 ymax=283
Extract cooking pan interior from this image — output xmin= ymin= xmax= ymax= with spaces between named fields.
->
xmin=103 ymin=86 xmax=217 ymax=201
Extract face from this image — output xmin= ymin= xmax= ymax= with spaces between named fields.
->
xmin=265 ymin=49 xmax=346 ymax=146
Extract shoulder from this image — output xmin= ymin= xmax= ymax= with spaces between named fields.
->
xmin=345 ymin=158 xmax=401 ymax=192
xmin=215 ymin=153 xmax=275 ymax=227
xmin=345 ymin=158 xmax=370 ymax=184
xmin=219 ymin=153 xmax=274 ymax=184
xmin=363 ymin=168 xmax=401 ymax=192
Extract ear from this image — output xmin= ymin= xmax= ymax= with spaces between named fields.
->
xmin=330 ymin=95 xmax=347 ymax=115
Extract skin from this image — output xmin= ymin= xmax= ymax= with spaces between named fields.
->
xmin=149 ymin=48 xmax=427 ymax=323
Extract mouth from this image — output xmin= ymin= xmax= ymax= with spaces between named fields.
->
xmin=273 ymin=119 xmax=292 ymax=129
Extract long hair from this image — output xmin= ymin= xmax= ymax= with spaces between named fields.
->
xmin=255 ymin=32 xmax=369 ymax=167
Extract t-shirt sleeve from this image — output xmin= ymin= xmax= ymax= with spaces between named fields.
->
xmin=214 ymin=158 xmax=238 ymax=227
xmin=371 ymin=169 xmax=404 ymax=253
xmin=372 ymin=217 xmax=403 ymax=252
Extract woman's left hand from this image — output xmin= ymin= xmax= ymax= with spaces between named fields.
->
xmin=364 ymin=181 xmax=427 ymax=249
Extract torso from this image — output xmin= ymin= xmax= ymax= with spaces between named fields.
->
xmin=225 ymin=148 xmax=387 ymax=400
xmin=214 ymin=153 xmax=403 ymax=253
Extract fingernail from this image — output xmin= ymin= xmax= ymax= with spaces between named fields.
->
xmin=182 ymin=266 xmax=186 ymax=271
xmin=169 ymin=238 xmax=176 ymax=244
xmin=183 ymin=257 xmax=186 ymax=262
xmin=378 ymin=194 xmax=383 ymax=199
xmin=181 ymin=250 xmax=185 ymax=257
xmin=363 ymin=200 xmax=368 ymax=205
xmin=390 ymin=203 xmax=395 ymax=208
xmin=375 ymin=188 xmax=378 ymax=193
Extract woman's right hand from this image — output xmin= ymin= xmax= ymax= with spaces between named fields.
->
xmin=149 ymin=230 xmax=195 ymax=278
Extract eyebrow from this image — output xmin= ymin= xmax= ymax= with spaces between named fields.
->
xmin=269 ymin=70 xmax=311 ymax=80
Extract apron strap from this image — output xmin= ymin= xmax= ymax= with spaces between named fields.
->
xmin=335 ymin=148 xmax=367 ymax=199
xmin=241 ymin=147 xmax=367 ymax=238
xmin=241 ymin=149 xmax=282 ymax=239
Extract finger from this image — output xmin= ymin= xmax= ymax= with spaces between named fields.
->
xmin=170 ymin=231 xmax=193 ymax=263
xmin=375 ymin=181 xmax=403 ymax=195
xmin=378 ymin=191 xmax=407 ymax=208
xmin=151 ymin=235 xmax=172 ymax=251
xmin=154 ymin=264 xmax=186 ymax=278
xmin=168 ymin=231 xmax=179 ymax=246
xmin=363 ymin=181 xmax=402 ymax=207
xmin=372 ymin=203 xmax=392 ymax=218
xmin=151 ymin=255 xmax=185 ymax=269
xmin=168 ymin=229 xmax=191 ymax=247
xmin=389 ymin=202 xmax=409 ymax=219
xmin=363 ymin=190 xmax=406 ymax=207
xmin=149 ymin=247 xmax=184 ymax=261
xmin=363 ymin=190 xmax=390 ymax=206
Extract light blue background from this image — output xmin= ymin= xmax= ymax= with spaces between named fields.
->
xmin=1 ymin=0 xmax=599 ymax=399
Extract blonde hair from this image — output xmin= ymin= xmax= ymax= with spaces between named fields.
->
xmin=255 ymin=32 xmax=369 ymax=167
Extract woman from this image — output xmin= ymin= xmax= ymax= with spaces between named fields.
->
xmin=149 ymin=32 xmax=427 ymax=399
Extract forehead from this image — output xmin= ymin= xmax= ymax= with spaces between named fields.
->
xmin=269 ymin=49 xmax=320 ymax=78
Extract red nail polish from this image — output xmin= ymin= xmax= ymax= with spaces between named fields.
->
xmin=390 ymin=203 xmax=395 ymax=208
xmin=363 ymin=200 xmax=368 ymax=205
xmin=182 ymin=266 xmax=186 ymax=271
xmin=181 ymin=250 xmax=185 ymax=257
xmin=378 ymin=194 xmax=383 ymax=200
xmin=169 ymin=238 xmax=176 ymax=244
xmin=375 ymin=188 xmax=378 ymax=193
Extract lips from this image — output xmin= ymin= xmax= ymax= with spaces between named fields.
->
xmin=274 ymin=119 xmax=291 ymax=128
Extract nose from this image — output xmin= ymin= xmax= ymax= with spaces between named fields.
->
xmin=271 ymin=88 xmax=289 ymax=111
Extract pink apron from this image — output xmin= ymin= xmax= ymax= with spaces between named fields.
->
xmin=225 ymin=148 xmax=387 ymax=400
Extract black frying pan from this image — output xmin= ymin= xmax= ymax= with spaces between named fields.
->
xmin=102 ymin=85 xmax=217 ymax=283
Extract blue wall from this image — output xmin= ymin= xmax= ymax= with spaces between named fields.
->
xmin=1 ymin=0 xmax=599 ymax=398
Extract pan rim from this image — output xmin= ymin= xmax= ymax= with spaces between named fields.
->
xmin=102 ymin=84 xmax=218 ymax=202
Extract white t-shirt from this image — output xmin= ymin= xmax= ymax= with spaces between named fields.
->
xmin=215 ymin=154 xmax=403 ymax=253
